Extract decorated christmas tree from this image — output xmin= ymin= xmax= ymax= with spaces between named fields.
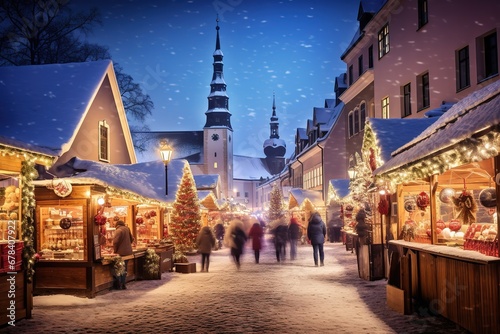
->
xmin=170 ymin=164 xmax=201 ymax=257
xmin=268 ymin=183 xmax=285 ymax=225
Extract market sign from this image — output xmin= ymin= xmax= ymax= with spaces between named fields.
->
xmin=51 ymin=179 xmax=72 ymax=198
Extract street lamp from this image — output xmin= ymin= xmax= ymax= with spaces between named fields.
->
xmin=348 ymin=155 xmax=357 ymax=181
xmin=159 ymin=141 xmax=173 ymax=195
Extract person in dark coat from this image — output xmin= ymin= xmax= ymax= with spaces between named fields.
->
xmin=196 ymin=226 xmax=216 ymax=272
xmin=288 ymin=217 xmax=301 ymax=260
xmin=273 ymin=222 xmax=288 ymax=262
xmin=214 ymin=221 xmax=225 ymax=249
xmin=113 ymin=220 xmax=134 ymax=289
xmin=224 ymin=219 xmax=247 ymax=269
xmin=307 ymin=211 xmax=326 ymax=266
xmin=248 ymin=221 xmax=264 ymax=263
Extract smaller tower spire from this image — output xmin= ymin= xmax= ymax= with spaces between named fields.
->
xmin=215 ymin=15 xmax=221 ymax=51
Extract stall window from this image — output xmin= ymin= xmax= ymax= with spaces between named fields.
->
xmin=0 ymin=175 xmax=21 ymax=241
xmin=38 ymin=204 xmax=87 ymax=261
xmin=134 ymin=205 xmax=160 ymax=247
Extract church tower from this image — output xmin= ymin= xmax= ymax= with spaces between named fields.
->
xmin=263 ymin=93 xmax=286 ymax=175
xmin=204 ymin=18 xmax=233 ymax=199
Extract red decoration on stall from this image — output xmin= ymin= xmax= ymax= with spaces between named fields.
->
xmin=149 ymin=210 xmax=157 ymax=217
xmin=416 ymin=191 xmax=430 ymax=210
xmin=377 ymin=196 xmax=389 ymax=215
xmin=94 ymin=214 xmax=107 ymax=225
xmin=136 ymin=216 xmax=144 ymax=225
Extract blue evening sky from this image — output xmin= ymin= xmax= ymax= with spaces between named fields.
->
xmin=74 ymin=0 xmax=360 ymax=157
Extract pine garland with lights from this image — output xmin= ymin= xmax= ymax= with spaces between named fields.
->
xmin=21 ymin=159 xmax=38 ymax=283
xmin=169 ymin=165 xmax=201 ymax=256
xmin=268 ymin=183 xmax=284 ymax=222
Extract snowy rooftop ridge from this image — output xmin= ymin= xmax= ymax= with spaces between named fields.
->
xmin=0 ymin=60 xmax=113 ymax=154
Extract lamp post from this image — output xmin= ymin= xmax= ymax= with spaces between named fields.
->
xmin=159 ymin=141 xmax=173 ymax=195
xmin=348 ymin=156 xmax=357 ymax=181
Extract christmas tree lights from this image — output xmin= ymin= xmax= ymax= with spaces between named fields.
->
xmin=169 ymin=165 xmax=201 ymax=256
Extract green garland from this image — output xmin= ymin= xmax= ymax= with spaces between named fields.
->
xmin=143 ymin=248 xmax=160 ymax=278
xmin=21 ymin=159 xmax=38 ymax=283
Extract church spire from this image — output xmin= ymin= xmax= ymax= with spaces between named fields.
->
xmin=204 ymin=17 xmax=232 ymax=130
xmin=263 ymin=93 xmax=286 ymax=158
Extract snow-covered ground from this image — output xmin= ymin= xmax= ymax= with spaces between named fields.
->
xmin=3 ymin=236 xmax=469 ymax=333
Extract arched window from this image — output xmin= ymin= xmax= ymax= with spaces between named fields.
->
xmin=360 ymin=102 xmax=366 ymax=131
xmin=354 ymin=109 xmax=360 ymax=134
xmin=348 ymin=112 xmax=354 ymax=137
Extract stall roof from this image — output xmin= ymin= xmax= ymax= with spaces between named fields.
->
xmin=198 ymin=190 xmax=221 ymax=211
xmin=329 ymin=179 xmax=350 ymax=200
xmin=33 ymin=157 xmax=189 ymax=204
xmin=374 ymin=80 xmax=500 ymax=179
xmin=288 ymin=188 xmax=323 ymax=210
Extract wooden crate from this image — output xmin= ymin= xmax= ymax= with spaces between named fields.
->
xmin=387 ymin=284 xmax=411 ymax=315
xmin=175 ymin=262 xmax=196 ymax=274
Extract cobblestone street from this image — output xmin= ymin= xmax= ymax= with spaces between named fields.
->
xmin=4 ymin=239 xmax=469 ymax=333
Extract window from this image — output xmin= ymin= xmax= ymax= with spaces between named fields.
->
xmin=236 ymin=191 xmax=240 ymax=197
xmin=378 ymin=24 xmax=390 ymax=58
xmin=348 ymin=65 xmax=353 ymax=85
xmin=244 ymin=192 xmax=248 ymax=198
xmin=213 ymin=162 xmax=218 ymax=169
xmin=358 ymin=55 xmax=363 ymax=76
xmin=417 ymin=72 xmax=430 ymax=110
xmin=381 ymin=97 xmax=389 ymax=118
xmin=354 ymin=109 xmax=360 ymax=134
xmin=402 ymin=83 xmax=412 ymax=117
xmin=360 ymin=103 xmax=366 ymax=131
xmin=418 ymin=0 xmax=428 ymax=29
xmin=477 ymin=31 xmax=498 ymax=81
xmin=368 ymin=45 xmax=374 ymax=68
xmin=456 ymin=46 xmax=470 ymax=91
xmin=348 ymin=112 xmax=354 ymax=137
xmin=98 ymin=120 xmax=109 ymax=162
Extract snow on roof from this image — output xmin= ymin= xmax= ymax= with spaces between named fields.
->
xmin=0 ymin=60 xmax=112 ymax=154
xmin=0 ymin=134 xmax=58 ymax=158
xmin=32 ymin=158 xmax=189 ymax=203
xmin=329 ymin=179 xmax=351 ymax=199
xmin=263 ymin=137 xmax=286 ymax=149
xmin=194 ymin=174 xmax=219 ymax=189
xmin=288 ymin=188 xmax=324 ymax=209
xmin=233 ymin=155 xmax=272 ymax=180
xmin=367 ymin=117 xmax=439 ymax=163
xmin=375 ymin=80 xmax=500 ymax=176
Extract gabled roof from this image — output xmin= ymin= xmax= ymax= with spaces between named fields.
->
xmin=133 ymin=131 xmax=204 ymax=164
xmin=313 ymin=107 xmax=332 ymax=126
xmin=198 ymin=190 xmax=222 ymax=211
xmin=329 ymin=179 xmax=351 ymax=200
xmin=32 ymin=158 xmax=190 ymax=203
xmin=194 ymin=174 xmax=219 ymax=189
xmin=233 ymin=155 xmax=272 ymax=180
xmin=0 ymin=60 xmax=135 ymax=161
xmin=375 ymin=80 xmax=500 ymax=178
xmin=335 ymin=73 xmax=347 ymax=90
xmin=366 ymin=117 xmax=439 ymax=164
xmin=288 ymin=188 xmax=324 ymax=210
xmin=296 ymin=128 xmax=307 ymax=141
xmin=306 ymin=119 xmax=315 ymax=134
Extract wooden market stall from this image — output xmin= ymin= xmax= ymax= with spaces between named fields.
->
xmin=375 ymin=80 xmax=500 ymax=333
xmin=0 ymin=140 xmax=55 ymax=326
xmin=31 ymin=158 xmax=180 ymax=297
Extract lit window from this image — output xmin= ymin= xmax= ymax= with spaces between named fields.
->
xmin=214 ymin=162 xmax=218 ymax=169
xmin=381 ymin=97 xmax=390 ymax=118
xmin=98 ymin=120 xmax=109 ymax=162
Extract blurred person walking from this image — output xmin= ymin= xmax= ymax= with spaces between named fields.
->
xmin=288 ymin=217 xmax=301 ymax=260
xmin=214 ymin=220 xmax=225 ymax=249
xmin=224 ymin=219 xmax=247 ymax=269
xmin=196 ymin=226 xmax=216 ymax=272
xmin=272 ymin=221 xmax=288 ymax=263
xmin=248 ymin=220 xmax=264 ymax=263
xmin=307 ymin=212 xmax=326 ymax=267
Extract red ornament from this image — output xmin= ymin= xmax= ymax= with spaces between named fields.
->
xmin=136 ymin=216 xmax=144 ymax=225
xmin=416 ymin=191 xmax=430 ymax=210
xmin=149 ymin=210 xmax=157 ymax=217
xmin=436 ymin=219 xmax=446 ymax=230
xmin=448 ymin=219 xmax=462 ymax=232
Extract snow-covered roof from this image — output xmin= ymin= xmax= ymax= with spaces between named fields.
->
xmin=367 ymin=117 xmax=439 ymax=164
xmin=233 ymin=155 xmax=273 ymax=180
xmin=375 ymin=80 xmax=500 ymax=176
xmin=194 ymin=174 xmax=219 ymax=189
xmin=198 ymin=190 xmax=221 ymax=210
xmin=0 ymin=60 xmax=121 ymax=156
xmin=288 ymin=188 xmax=324 ymax=210
xmin=133 ymin=131 xmax=204 ymax=164
xmin=0 ymin=135 xmax=58 ymax=158
xmin=32 ymin=158 xmax=189 ymax=203
xmin=329 ymin=179 xmax=350 ymax=200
